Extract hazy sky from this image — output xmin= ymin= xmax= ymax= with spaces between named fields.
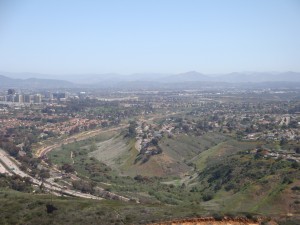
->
xmin=0 ymin=0 xmax=299 ymax=75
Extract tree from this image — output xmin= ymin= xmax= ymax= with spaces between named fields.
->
xmin=127 ymin=121 xmax=137 ymax=137
xmin=39 ymin=169 xmax=50 ymax=179
xmin=280 ymin=137 xmax=288 ymax=146
xmin=72 ymin=180 xmax=94 ymax=193
xmin=101 ymin=121 xmax=108 ymax=127
xmin=61 ymin=163 xmax=74 ymax=173
xmin=182 ymin=124 xmax=189 ymax=133
xmin=151 ymin=138 xmax=159 ymax=146
xmin=46 ymin=204 xmax=58 ymax=214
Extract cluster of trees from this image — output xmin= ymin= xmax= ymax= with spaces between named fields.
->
xmin=0 ymin=174 xmax=32 ymax=192
xmin=61 ymin=163 xmax=75 ymax=173
xmin=72 ymin=180 xmax=95 ymax=194
xmin=0 ymin=140 xmax=21 ymax=157
xmin=126 ymin=121 xmax=137 ymax=138
xmin=0 ymin=132 xmax=49 ymax=180
xmin=68 ymin=122 xmax=99 ymax=136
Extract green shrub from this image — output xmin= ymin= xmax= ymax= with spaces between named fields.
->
xmin=212 ymin=213 xmax=223 ymax=221
xmin=202 ymin=193 xmax=213 ymax=201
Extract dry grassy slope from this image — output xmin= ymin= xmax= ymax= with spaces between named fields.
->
xmin=125 ymin=133 xmax=229 ymax=177
xmin=122 ymin=152 xmax=191 ymax=177
xmin=89 ymin=135 xmax=191 ymax=177
xmin=85 ymin=131 xmax=300 ymax=216
xmin=88 ymin=132 xmax=228 ymax=177
xmin=153 ymin=136 xmax=300 ymax=216
xmin=160 ymin=133 xmax=228 ymax=162
xmin=88 ymin=136 xmax=129 ymax=168
xmin=88 ymin=133 xmax=251 ymax=178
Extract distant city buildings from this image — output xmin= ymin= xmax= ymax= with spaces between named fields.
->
xmin=79 ymin=92 xmax=87 ymax=99
xmin=15 ymin=94 xmax=23 ymax=103
xmin=24 ymin=94 xmax=32 ymax=103
xmin=7 ymin=89 xmax=16 ymax=95
xmin=53 ymin=92 xmax=67 ymax=100
xmin=33 ymin=94 xmax=42 ymax=103
xmin=0 ymin=89 xmax=70 ymax=104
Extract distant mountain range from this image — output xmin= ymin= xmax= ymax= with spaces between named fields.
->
xmin=0 ymin=71 xmax=300 ymax=89
xmin=153 ymin=71 xmax=300 ymax=83
xmin=0 ymin=75 xmax=74 ymax=89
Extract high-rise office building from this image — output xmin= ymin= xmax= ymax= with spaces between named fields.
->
xmin=14 ymin=94 xmax=24 ymax=103
xmin=33 ymin=94 xmax=42 ymax=103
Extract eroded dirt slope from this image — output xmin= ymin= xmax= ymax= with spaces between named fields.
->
xmin=148 ymin=217 xmax=276 ymax=225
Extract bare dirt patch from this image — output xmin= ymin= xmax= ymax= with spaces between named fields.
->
xmin=88 ymin=136 xmax=128 ymax=167
xmin=148 ymin=217 xmax=265 ymax=225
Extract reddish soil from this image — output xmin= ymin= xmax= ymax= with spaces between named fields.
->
xmin=148 ymin=217 xmax=276 ymax=225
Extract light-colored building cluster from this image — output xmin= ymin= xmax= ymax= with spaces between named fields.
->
xmin=0 ymin=89 xmax=42 ymax=103
xmin=0 ymin=89 xmax=70 ymax=104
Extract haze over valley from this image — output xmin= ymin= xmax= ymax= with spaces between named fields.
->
xmin=1 ymin=71 xmax=300 ymax=89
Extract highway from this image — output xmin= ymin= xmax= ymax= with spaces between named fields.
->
xmin=1 ymin=125 xmax=136 ymax=202
xmin=0 ymin=148 xmax=102 ymax=200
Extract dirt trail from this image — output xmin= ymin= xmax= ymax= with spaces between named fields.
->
xmin=148 ymin=217 xmax=268 ymax=225
xmin=35 ymin=125 xmax=126 ymax=158
xmin=70 ymin=151 xmax=74 ymax=164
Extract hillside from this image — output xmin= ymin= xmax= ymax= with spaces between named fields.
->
xmin=2 ymin=136 xmax=300 ymax=224
xmin=189 ymin=140 xmax=300 ymax=215
xmin=46 ymin=129 xmax=300 ymax=217
xmin=1 ymin=123 xmax=299 ymax=225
